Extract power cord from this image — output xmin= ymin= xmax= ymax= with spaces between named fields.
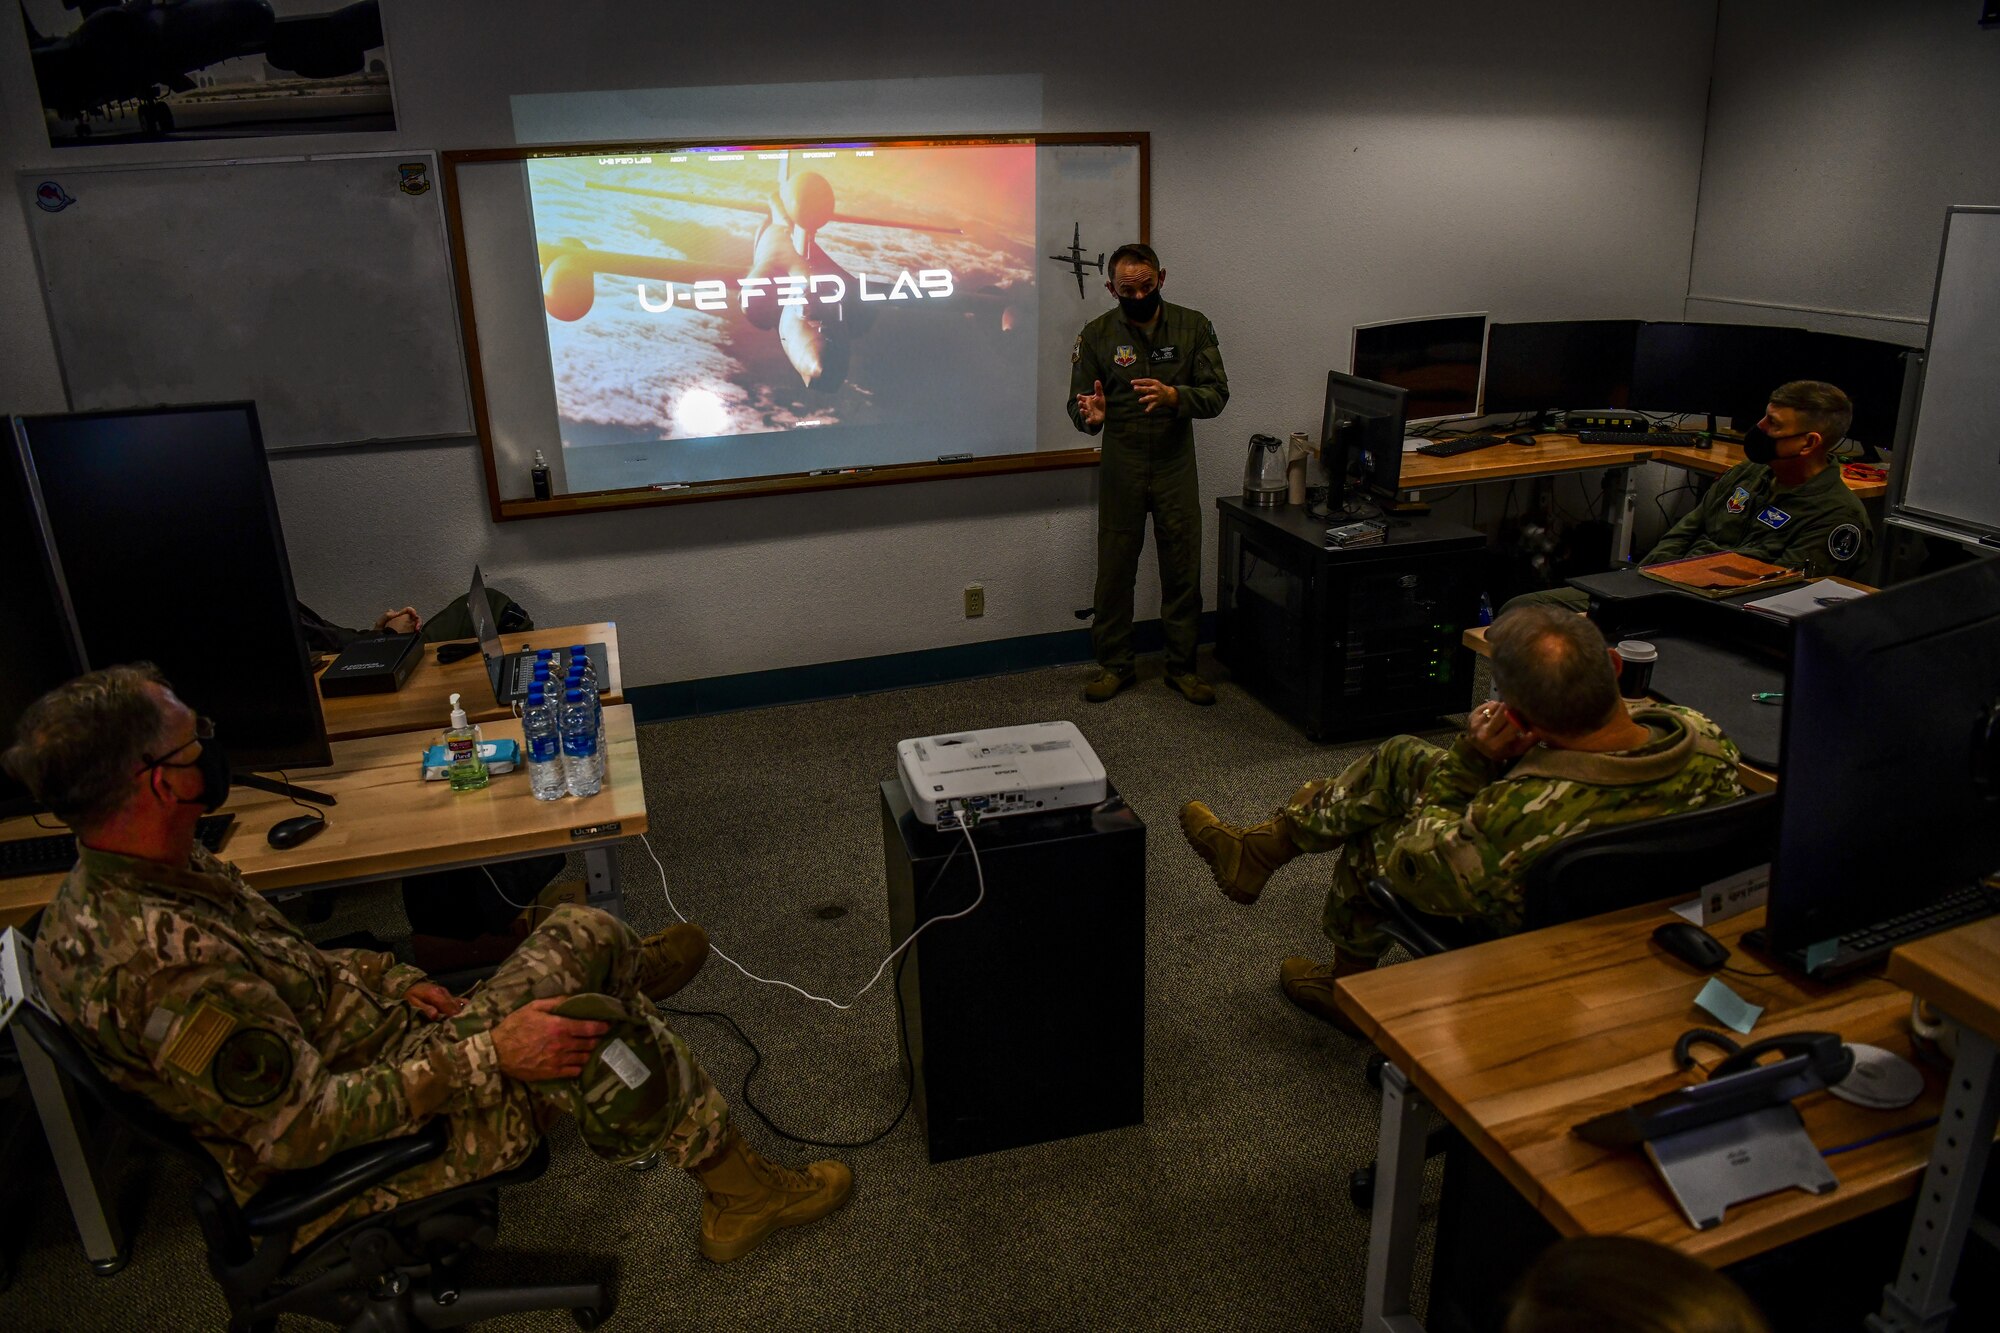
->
xmin=647 ymin=806 xmax=992 ymax=1147
xmin=641 ymin=812 xmax=987 ymax=1011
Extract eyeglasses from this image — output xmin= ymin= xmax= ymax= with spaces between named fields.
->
xmin=137 ymin=715 xmax=214 ymax=776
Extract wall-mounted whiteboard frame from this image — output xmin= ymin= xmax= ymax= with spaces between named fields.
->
xmin=440 ymin=132 xmax=1147 ymax=522
xmin=18 ymin=152 xmax=472 ymax=452
xmin=1892 ymin=205 xmax=2000 ymax=546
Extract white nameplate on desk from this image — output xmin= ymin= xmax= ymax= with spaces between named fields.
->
xmin=1671 ymin=863 xmax=1770 ymax=928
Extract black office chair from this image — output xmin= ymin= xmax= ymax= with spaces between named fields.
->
xmin=14 ymin=1001 xmax=613 ymax=1331
xmin=1347 ymin=792 xmax=1779 ymax=1206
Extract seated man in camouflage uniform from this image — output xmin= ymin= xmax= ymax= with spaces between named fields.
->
xmin=4 ymin=665 xmax=850 ymax=1262
xmin=1179 ymin=606 xmax=1743 ymax=1035
xmin=1506 ymin=380 xmax=1873 ymax=615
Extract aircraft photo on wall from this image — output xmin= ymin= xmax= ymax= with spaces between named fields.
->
xmin=21 ymin=0 xmax=396 ymax=147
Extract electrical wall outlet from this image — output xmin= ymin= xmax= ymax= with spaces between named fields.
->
xmin=964 ymin=583 xmax=985 ymax=617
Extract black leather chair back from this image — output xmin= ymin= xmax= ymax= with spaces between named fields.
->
xmin=1518 ymin=791 xmax=1779 ymax=929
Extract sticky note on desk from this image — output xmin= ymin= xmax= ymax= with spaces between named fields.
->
xmin=1694 ymin=977 xmax=1763 ymax=1035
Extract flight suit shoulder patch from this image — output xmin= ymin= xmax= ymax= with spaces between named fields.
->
xmin=1070 ymin=335 xmax=1081 ymax=365
xmin=160 ymin=1001 xmax=237 ymax=1079
xmin=1828 ymin=523 xmax=1862 ymax=564
xmin=1113 ymin=345 xmax=1136 ymax=367
xmin=212 ymin=1027 xmax=294 ymax=1107
xmin=1725 ymin=485 xmax=1750 ymax=515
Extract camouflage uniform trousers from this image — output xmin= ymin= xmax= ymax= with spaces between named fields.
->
xmin=300 ymin=903 xmax=727 ymax=1246
xmin=1283 ymin=736 xmax=1520 ymax=961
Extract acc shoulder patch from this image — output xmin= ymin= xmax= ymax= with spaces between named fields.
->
xmin=212 ymin=1028 xmax=294 ymax=1107
xmin=1725 ymin=485 xmax=1751 ymax=514
xmin=1113 ymin=344 xmax=1136 ymax=367
xmin=161 ymin=1001 xmax=237 ymax=1078
xmin=1827 ymin=522 xmax=1863 ymax=564
xmin=1070 ymin=335 xmax=1081 ymax=365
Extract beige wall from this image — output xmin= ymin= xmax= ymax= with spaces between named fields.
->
xmin=2 ymin=2 xmax=1720 ymax=685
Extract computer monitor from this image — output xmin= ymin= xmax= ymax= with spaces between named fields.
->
xmin=0 ymin=428 xmax=87 ymax=819
xmin=1320 ymin=370 xmax=1407 ymax=508
xmin=1798 ymin=331 xmax=1918 ymax=456
xmin=1350 ymin=313 xmax=1487 ymax=424
xmin=1482 ymin=320 xmax=1641 ymax=414
xmin=1764 ymin=556 xmax=2000 ymax=958
xmin=1631 ymin=322 xmax=1818 ymax=426
xmin=12 ymin=404 xmax=332 ymax=776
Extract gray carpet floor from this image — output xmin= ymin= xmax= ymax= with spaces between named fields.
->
xmin=1 ymin=650 xmax=1479 ymax=1331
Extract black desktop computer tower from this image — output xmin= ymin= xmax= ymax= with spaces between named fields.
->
xmin=1215 ymin=499 xmax=1486 ymax=742
xmin=880 ymin=780 xmax=1145 ymax=1163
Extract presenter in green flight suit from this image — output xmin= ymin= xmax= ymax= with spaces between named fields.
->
xmin=1066 ymin=244 xmax=1230 ymax=704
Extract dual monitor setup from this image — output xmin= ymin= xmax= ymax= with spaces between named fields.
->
xmin=1316 ymin=313 xmax=1917 ymax=514
xmin=2 ymin=403 xmax=332 ymax=825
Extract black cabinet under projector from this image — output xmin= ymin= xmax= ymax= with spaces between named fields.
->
xmin=880 ymin=780 xmax=1145 ymax=1163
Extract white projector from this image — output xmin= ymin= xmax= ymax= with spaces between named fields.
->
xmin=896 ymin=720 xmax=1108 ymax=830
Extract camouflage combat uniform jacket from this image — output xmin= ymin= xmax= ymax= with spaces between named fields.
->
xmin=1645 ymin=461 xmax=1872 ymax=577
xmin=34 ymin=846 xmax=726 ymax=1244
xmin=35 ymin=846 xmax=508 ymax=1191
xmin=1288 ymin=704 xmax=1744 ymax=958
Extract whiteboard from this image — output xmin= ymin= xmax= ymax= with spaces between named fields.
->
xmin=1898 ymin=206 xmax=2000 ymax=540
xmin=19 ymin=153 xmax=472 ymax=451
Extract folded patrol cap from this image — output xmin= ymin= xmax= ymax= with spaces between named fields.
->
xmin=545 ymin=993 xmax=687 ymax=1165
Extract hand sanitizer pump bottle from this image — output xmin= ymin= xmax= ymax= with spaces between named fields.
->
xmin=444 ymin=692 xmax=490 ymax=792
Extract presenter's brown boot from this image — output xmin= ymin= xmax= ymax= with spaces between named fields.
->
xmin=636 ymin=923 xmax=709 ymax=1000
xmin=1179 ymin=802 xmax=1299 ymax=904
xmin=1280 ymin=954 xmax=1374 ymax=1038
xmin=1082 ymin=668 xmax=1137 ymax=703
xmin=691 ymin=1129 xmax=854 ymax=1262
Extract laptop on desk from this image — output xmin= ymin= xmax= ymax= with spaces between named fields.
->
xmin=465 ymin=565 xmax=611 ymax=706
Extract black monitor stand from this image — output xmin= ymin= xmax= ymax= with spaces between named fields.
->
xmin=237 ymin=771 xmax=338 ymax=806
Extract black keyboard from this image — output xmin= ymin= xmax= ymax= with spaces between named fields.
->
xmin=1577 ymin=430 xmax=1707 ymax=446
xmin=0 ymin=813 xmax=236 ymax=879
xmin=1415 ymin=435 xmax=1504 ymax=457
xmin=1765 ymin=880 xmax=2000 ymax=979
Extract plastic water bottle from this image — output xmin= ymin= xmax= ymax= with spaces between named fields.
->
xmin=566 ymin=665 xmax=606 ymax=783
xmin=561 ymin=687 xmax=601 ymax=797
xmin=569 ymin=650 xmax=605 ymax=755
xmin=1477 ymin=592 xmax=1494 ymax=626
xmin=522 ymin=686 xmax=565 ymax=801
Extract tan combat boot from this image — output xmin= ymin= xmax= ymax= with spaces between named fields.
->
xmin=691 ymin=1129 xmax=854 ymax=1262
xmin=1082 ymin=668 xmax=1137 ymax=703
xmin=1178 ymin=802 xmax=1299 ymax=904
xmin=1279 ymin=954 xmax=1375 ymax=1038
xmin=636 ymin=923 xmax=709 ymax=1000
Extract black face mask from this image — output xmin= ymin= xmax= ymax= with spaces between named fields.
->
xmin=185 ymin=739 xmax=232 ymax=813
xmin=1117 ymin=289 xmax=1162 ymax=322
xmin=1740 ymin=426 xmax=1778 ymax=465
xmin=153 ymin=739 xmax=231 ymax=814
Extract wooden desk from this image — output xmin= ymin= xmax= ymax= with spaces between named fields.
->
xmin=1340 ymin=901 xmax=1937 ymax=1331
xmin=1874 ymin=918 xmax=2000 ymax=1330
xmin=318 ymin=622 xmax=624 ymax=741
xmin=0 ymin=704 xmax=647 ymax=929
xmin=1398 ymin=435 xmax=1656 ymax=489
xmin=1397 ymin=434 xmax=1655 ymax=561
xmin=1651 ymin=441 xmax=1890 ymax=500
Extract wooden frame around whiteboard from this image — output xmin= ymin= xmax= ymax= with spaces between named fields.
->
xmin=440 ymin=132 xmax=1148 ymax=521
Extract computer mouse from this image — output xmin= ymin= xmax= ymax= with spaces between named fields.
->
xmin=1651 ymin=921 xmax=1730 ymax=971
xmin=1505 ymin=433 xmax=1539 ymax=445
xmin=267 ymin=814 xmax=328 ymax=851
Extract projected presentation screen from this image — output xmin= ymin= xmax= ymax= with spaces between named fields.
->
xmin=528 ymin=141 xmax=1036 ymax=490
xmin=446 ymin=133 xmax=1146 ymax=516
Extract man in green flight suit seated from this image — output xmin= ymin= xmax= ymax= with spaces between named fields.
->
xmin=5 ymin=665 xmax=851 ymax=1262
xmin=1178 ymin=606 xmax=1744 ymax=1034
xmin=1508 ymin=379 xmax=1874 ymax=614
